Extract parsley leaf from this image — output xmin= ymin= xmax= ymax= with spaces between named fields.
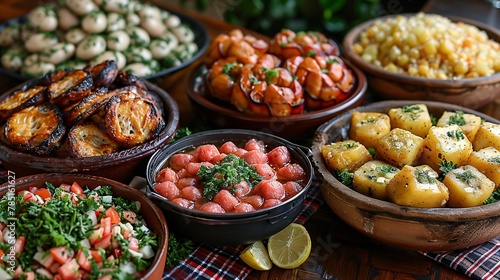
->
xmin=166 ymin=233 xmax=195 ymax=268
xmin=336 ymin=169 xmax=354 ymax=187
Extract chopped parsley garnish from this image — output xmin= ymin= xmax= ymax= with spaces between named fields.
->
xmin=222 ymin=61 xmax=237 ymax=76
xmin=264 ymin=68 xmax=280 ymax=84
xmin=327 ymin=58 xmax=339 ymax=65
xmin=336 ymin=169 xmax=354 ymax=187
xmin=376 ymin=165 xmax=399 ymax=174
xmin=249 ymin=74 xmax=260 ymax=85
xmin=485 ymin=189 xmax=500 ymax=204
xmin=455 ymin=170 xmax=477 ymax=184
xmin=438 ymin=159 xmax=458 ymax=180
xmin=489 ymin=157 xmax=500 ymax=164
xmin=401 ymin=105 xmax=422 ymax=113
xmin=448 ymin=111 xmax=467 ymax=126
xmin=415 ymin=169 xmax=436 ymax=184
xmin=166 ymin=233 xmax=195 ymax=268
xmin=197 ymin=154 xmax=263 ymax=200
xmin=367 ymin=147 xmax=376 ymax=158
xmin=447 ymin=130 xmax=465 ymax=140
xmin=342 ymin=142 xmax=358 ymax=149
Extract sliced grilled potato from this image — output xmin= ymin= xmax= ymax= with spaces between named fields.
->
xmin=84 ymin=60 xmax=119 ymax=88
xmin=62 ymin=87 xmax=116 ymax=126
xmin=2 ymin=103 xmax=65 ymax=155
xmin=48 ymin=69 xmax=93 ymax=107
xmin=37 ymin=69 xmax=70 ymax=86
xmin=0 ymin=85 xmax=47 ymax=122
xmin=67 ymin=123 xmax=121 ymax=157
xmin=112 ymin=71 xmax=147 ymax=90
xmin=104 ymin=92 xmax=164 ymax=148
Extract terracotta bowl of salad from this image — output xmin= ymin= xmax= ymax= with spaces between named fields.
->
xmin=0 ymin=173 xmax=168 ymax=279
xmin=145 ymin=129 xmax=313 ymax=245
xmin=312 ymin=100 xmax=500 ymax=252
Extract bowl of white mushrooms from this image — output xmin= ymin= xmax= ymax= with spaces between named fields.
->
xmin=0 ymin=0 xmax=210 ymax=80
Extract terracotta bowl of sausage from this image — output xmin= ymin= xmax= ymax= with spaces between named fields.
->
xmin=186 ymin=29 xmax=367 ymax=140
xmin=0 ymin=61 xmax=179 ymax=183
xmin=343 ymin=13 xmax=500 ymax=109
xmin=0 ymin=173 xmax=168 ymax=279
xmin=146 ymin=129 xmax=313 ymax=245
xmin=312 ymin=100 xmax=500 ymax=252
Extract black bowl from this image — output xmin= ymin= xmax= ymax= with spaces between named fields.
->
xmin=145 ymin=129 xmax=314 ymax=245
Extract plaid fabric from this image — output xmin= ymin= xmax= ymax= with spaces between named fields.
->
xmin=423 ymin=237 xmax=500 ymax=280
xmin=162 ymin=181 xmax=323 ymax=280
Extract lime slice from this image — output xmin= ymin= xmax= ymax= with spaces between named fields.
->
xmin=267 ymin=223 xmax=311 ymax=269
xmin=239 ymin=240 xmax=273 ymax=271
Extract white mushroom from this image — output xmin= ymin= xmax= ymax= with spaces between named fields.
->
xmin=101 ymin=0 xmax=130 ymax=14
xmin=25 ymin=32 xmax=59 ymax=53
xmin=126 ymin=12 xmax=141 ymax=26
xmin=28 ymin=5 xmax=58 ymax=32
xmin=150 ymin=39 xmax=174 ymax=60
xmin=171 ymin=25 xmax=194 ymax=43
xmin=126 ymin=47 xmax=152 ymax=63
xmin=140 ymin=17 xmax=166 ymax=38
xmin=159 ymin=31 xmax=179 ymax=50
xmin=93 ymin=51 xmax=127 ymax=69
xmin=22 ymin=61 xmax=55 ymax=77
xmin=185 ymin=42 xmax=198 ymax=54
xmin=123 ymin=62 xmax=153 ymax=77
xmin=107 ymin=30 xmax=130 ymax=51
xmin=0 ymin=24 xmax=21 ymax=47
xmin=164 ymin=15 xmax=181 ymax=29
xmin=106 ymin=13 xmax=126 ymax=32
xmin=76 ymin=35 xmax=106 ymax=60
xmin=1 ymin=49 xmax=24 ymax=71
xmin=65 ymin=28 xmax=88 ymax=45
xmin=82 ymin=11 xmax=108 ymax=34
xmin=40 ymin=42 xmax=76 ymax=65
xmin=66 ymin=0 xmax=99 ymax=16
xmin=57 ymin=8 xmax=80 ymax=31
xmin=138 ymin=4 xmax=162 ymax=19
xmin=126 ymin=26 xmax=150 ymax=47
xmin=24 ymin=53 xmax=40 ymax=67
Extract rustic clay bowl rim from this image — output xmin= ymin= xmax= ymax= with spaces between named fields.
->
xmin=0 ymin=173 xmax=169 ymax=279
xmin=0 ymin=79 xmax=179 ymax=171
xmin=185 ymin=58 xmax=368 ymax=124
xmin=342 ymin=13 xmax=500 ymax=88
xmin=312 ymin=100 xmax=500 ymax=222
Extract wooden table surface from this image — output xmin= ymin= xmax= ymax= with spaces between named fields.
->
xmin=0 ymin=1 xmax=496 ymax=279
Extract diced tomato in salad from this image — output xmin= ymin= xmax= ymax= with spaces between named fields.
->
xmin=0 ymin=182 xmax=158 ymax=279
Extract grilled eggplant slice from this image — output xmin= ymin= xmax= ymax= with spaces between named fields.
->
xmin=112 ymin=71 xmax=147 ymax=90
xmin=84 ymin=60 xmax=119 ymax=88
xmin=0 ymin=85 xmax=47 ymax=122
xmin=2 ymin=103 xmax=65 ymax=155
xmin=67 ymin=123 xmax=120 ymax=157
xmin=48 ymin=69 xmax=93 ymax=107
xmin=104 ymin=92 xmax=164 ymax=148
xmin=62 ymin=87 xmax=117 ymax=126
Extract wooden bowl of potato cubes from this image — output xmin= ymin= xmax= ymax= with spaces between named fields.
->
xmin=311 ymin=100 xmax=500 ymax=252
xmin=343 ymin=13 xmax=500 ymax=109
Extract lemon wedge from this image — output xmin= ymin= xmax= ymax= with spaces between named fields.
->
xmin=267 ymin=223 xmax=311 ymax=269
xmin=239 ymin=240 xmax=273 ymax=271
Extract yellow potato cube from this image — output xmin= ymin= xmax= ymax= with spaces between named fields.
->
xmin=473 ymin=122 xmax=500 ymax=151
xmin=321 ymin=140 xmax=372 ymax=173
xmin=386 ymin=165 xmax=449 ymax=208
xmin=349 ymin=111 xmax=391 ymax=149
xmin=388 ymin=104 xmax=433 ymax=138
xmin=436 ymin=111 xmax=482 ymax=142
xmin=352 ymin=160 xmax=400 ymax=200
xmin=421 ymin=125 xmax=473 ymax=172
xmin=468 ymin=147 xmax=500 ymax=188
xmin=443 ymin=165 xmax=495 ymax=207
xmin=375 ymin=128 xmax=424 ymax=167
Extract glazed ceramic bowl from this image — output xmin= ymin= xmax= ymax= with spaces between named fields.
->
xmin=0 ymin=78 xmax=179 ymax=184
xmin=185 ymin=60 xmax=367 ymax=140
xmin=145 ymin=129 xmax=313 ymax=245
xmin=343 ymin=14 xmax=500 ymax=109
xmin=312 ymin=100 xmax=500 ymax=252
xmin=0 ymin=173 xmax=168 ymax=279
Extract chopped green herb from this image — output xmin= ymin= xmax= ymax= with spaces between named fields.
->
xmin=264 ymin=69 xmax=280 ymax=84
xmin=448 ymin=111 xmax=467 ymax=126
xmin=222 ymin=61 xmax=237 ymax=76
xmin=447 ymin=130 xmax=465 ymax=140
xmin=166 ymin=233 xmax=195 ymax=268
xmin=376 ymin=165 xmax=399 ymax=174
xmin=336 ymin=169 xmax=354 ymax=187
xmin=455 ymin=170 xmax=477 ymax=184
xmin=489 ymin=157 xmax=500 ymax=164
xmin=197 ymin=154 xmax=263 ymax=200
xmin=438 ymin=159 xmax=458 ymax=180
xmin=367 ymin=147 xmax=376 ymax=158
xmin=327 ymin=58 xmax=339 ymax=65
xmin=415 ymin=169 xmax=436 ymax=184
xmin=485 ymin=188 xmax=500 ymax=204
xmin=401 ymin=105 xmax=422 ymax=113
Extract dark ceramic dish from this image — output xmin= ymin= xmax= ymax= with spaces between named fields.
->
xmin=312 ymin=100 xmax=500 ymax=252
xmin=185 ymin=60 xmax=367 ymax=140
xmin=146 ymin=129 xmax=313 ymax=245
xmin=343 ymin=14 xmax=500 ymax=109
xmin=0 ymin=7 xmax=209 ymax=81
xmin=0 ymin=173 xmax=168 ymax=279
xmin=0 ymin=78 xmax=179 ymax=184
